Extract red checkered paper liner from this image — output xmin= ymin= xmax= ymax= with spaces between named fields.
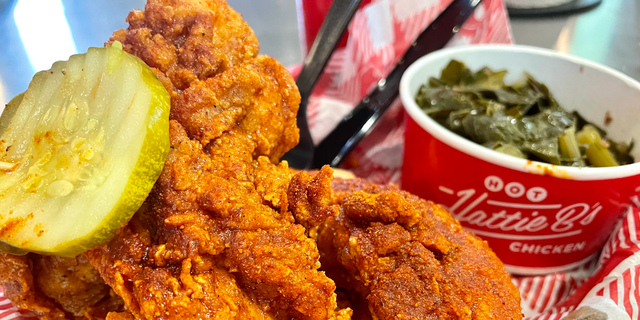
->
xmin=299 ymin=0 xmax=640 ymax=319
xmin=0 ymin=1 xmax=637 ymax=319
xmin=302 ymin=0 xmax=513 ymax=185
xmin=512 ymin=207 xmax=640 ymax=320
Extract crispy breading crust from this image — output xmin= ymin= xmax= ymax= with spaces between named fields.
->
xmin=109 ymin=0 xmax=260 ymax=93
xmin=0 ymin=253 xmax=123 ymax=319
xmin=85 ymin=119 xmax=346 ymax=320
xmin=318 ymin=179 xmax=523 ymax=320
xmin=82 ymin=38 xmax=348 ymax=317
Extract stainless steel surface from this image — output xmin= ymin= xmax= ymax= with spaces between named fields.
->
xmin=510 ymin=0 xmax=640 ymax=80
xmin=507 ymin=0 xmax=602 ymax=16
xmin=0 ymin=0 xmax=638 ymax=107
xmin=0 ymin=0 xmax=302 ymax=105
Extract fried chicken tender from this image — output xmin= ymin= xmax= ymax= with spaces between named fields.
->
xmin=83 ymin=45 xmax=346 ymax=318
xmin=85 ymin=119 xmax=346 ymax=320
xmin=86 ymin=2 xmax=348 ymax=317
xmin=317 ymin=179 xmax=523 ymax=320
xmin=0 ymin=253 xmax=124 ymax=320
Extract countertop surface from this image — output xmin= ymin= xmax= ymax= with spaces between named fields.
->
xmin=0 ymin=0 xmax=637 ymax=105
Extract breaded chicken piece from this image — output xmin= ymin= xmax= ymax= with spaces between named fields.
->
xmin=2 ymin=0 xmax=346 ymax=319
xmin=0 ymin=253 xmax=124 ymax=320
xmin=93 ymin=2 xmax=345 ymax=317
xmin=317 ymin=179 xmax=523 ymax=320
xmin=85 ymin=55 xmax=348 ymax=320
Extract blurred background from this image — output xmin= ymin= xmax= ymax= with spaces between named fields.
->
xmin=0 ymin=0 xmax=638 ymax=105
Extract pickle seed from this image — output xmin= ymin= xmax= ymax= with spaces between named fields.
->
xmin=46 ymin=180 xmax=74 ymax=197
xmin=63 ymin=102 xmax=78 ymax=131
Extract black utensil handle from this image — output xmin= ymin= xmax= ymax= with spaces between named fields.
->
xmin=312 ymin=0 xmax=483 ymax=169
xmin=296 ymin=0 xmax=363 ymax=102
xmin=284 ymin=0 xmax=362 ymax=169
xmin=312 ymin=102 xmax=376 ymax=168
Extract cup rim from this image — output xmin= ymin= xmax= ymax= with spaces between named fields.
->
xmin=400 ymin=44 xmax=640 ymax=181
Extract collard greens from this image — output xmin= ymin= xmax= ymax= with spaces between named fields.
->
xmin=415 ymin=60 xmax=634 ymax=167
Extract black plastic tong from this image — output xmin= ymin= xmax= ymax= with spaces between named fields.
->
xmin=284 ymin=0 xmax=484 ymax=169
xmin=313 ymin=0 xmax=484 ymax=168
xmin=281 ymin=0 xmax=363 ymax=169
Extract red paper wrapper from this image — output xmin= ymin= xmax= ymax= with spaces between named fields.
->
xmin=302 ymin=0 xmax=513 ymax=185
xmin=295 ymin=0 xmax=639 ymax=318
xmin=1 ymin=1 xmax=638 ymax=319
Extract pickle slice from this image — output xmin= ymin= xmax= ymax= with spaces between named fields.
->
xmin=0 ymin=43 xmax=170 ymax=256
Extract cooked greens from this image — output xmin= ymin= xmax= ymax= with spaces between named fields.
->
xmin=415 ymin=60 xmax=634 ymax=167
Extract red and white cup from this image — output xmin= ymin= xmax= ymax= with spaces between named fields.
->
xmin=295 ymin=0 xmax=372 ymax=54
xmin=399 ymin=45 xmax=640 ymax=275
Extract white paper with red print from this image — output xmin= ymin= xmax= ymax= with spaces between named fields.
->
xmin=1 ymin=1 xmax=638 ymax=319
xmin=300 ymin=0 xmax=640 ymax=319
xmin=513 ymin=207 xmax=640 ymax=320
xmin=303 ymin=0 xmax=514 ymax=185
